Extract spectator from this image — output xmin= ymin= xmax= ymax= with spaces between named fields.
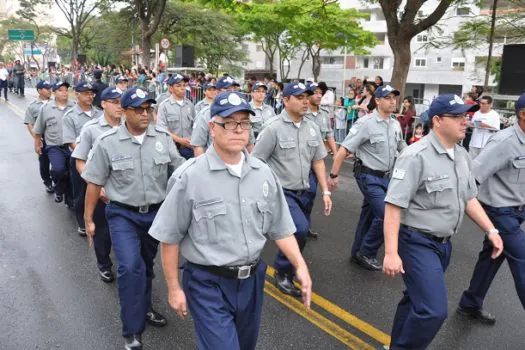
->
xmin=334 ymin=97 xmax=347 ymax=144
xmin=408 ymin=123 xmax=424 ymax=144
xmin=469 ymin=95 xmax=500 ymax=159
xmin=397 ymin=96 xmax=417 ymax=141
xmin=344 ymin=89 xmax=358 ymax=134
xmin=375 ymin=76 xmax=384 ymax=87
xmin=319 ymin=82 xmax=335 ymax=107
xmin=356 ymin=83 xmax=376 ymax=118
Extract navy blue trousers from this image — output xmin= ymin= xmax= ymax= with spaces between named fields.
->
xmin=70 ymin=156 xmax=85 ymax=229
xmin=390 ymin=227 xmax=452 ymax=350
xmin=93 ymin=201 xmax=112 ymax=271
xmin=460 ymin=205 xmax=525 ymax=310
xmin=178 ymin=146 xmax=194 ymax=160
xmin=105 ymin=203 xmax=160 ymax=337
xmin=46 ymin=146 xmax=70 ymax=196
xmin=354 ymin=173 xmax=389 ymax=258
xmin=183 ymin=261 xmax=266 ymax=350
xmin=274 ymin=190 xmax=312 ymax=276
xmin=38 ymin=140 xmax=52 ymax=186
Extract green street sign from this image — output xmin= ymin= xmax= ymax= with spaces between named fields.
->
xmin=8 ymin=29 xmax=35 ymax=41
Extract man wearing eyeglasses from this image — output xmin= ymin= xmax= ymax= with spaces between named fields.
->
xmin=253 ymin=83 xmax=332 ymax=297
xmin=250 ymin=82 xmax=275 ymax=139
xmin=468 ymin=95 xmax=500 ymax=159
xmin=72 ymin=87 xmax=123 ymax=284
xmin=329 ymin=85 xmax=407 ymax=272
xmin=382 ymin=94 xmax=504 ymax=350
xmin=82 ymin=87 xmax=185 ymax=350
xmin=149 ymin=91 xmax=311 ymax=350
xmin=63 ymin=81 xmax=102 ymax=236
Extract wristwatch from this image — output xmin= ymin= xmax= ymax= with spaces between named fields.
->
xmin=486 ymin=228 xmax=499 ymax=236
xmin=323 ymin=191 xmax=332 ymax=196
xmin=329 ymin=173 xmax=338 ymax=179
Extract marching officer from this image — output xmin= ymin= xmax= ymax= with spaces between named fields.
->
xmin=194 ymin=81 xmax=217 ymax=115
xmin=382 ymin=94 xmax=504 ymax=349
xmin=71 ymin=86 xmax=123 ymax=283
xmin=149 ymin=91 xmax=312 ymax=350
xmin=458 ymin=92 xmax=525 ymax=323
xmin=63 ymin=81 xmax=102 ymax=236
xmin=82 ymin=87 xmax=185 ymax=350
xmin=328 ymin=85 xmax=406 ymax=271
xmin=33 ymin=81 xmax=75 ymax=203
xmin=253 ymin=82 xmax=332 ymax=297
xmin=249 ymin=81 xmax=275 ymax=138
xmin=24 ymin=80 xmax=54 ymax=193
xmin=115 ymin=75 xmax=129 ymax=92
xmin=156 ymin=74 xmax=196 ymax=159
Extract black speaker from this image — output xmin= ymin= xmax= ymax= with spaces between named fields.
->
xmin=499 ymin=44 xmax=525 ymax=95
xmin=175 ymin=46 xmax=195 ymax=67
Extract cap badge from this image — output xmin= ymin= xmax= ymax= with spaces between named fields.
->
xmin=298 ymin=83 xmax=306 ymax=89
xmin=136 ymin=89 xmax=146 ymax=99
xmin=228 ymin=93 xmax=242 ymax=106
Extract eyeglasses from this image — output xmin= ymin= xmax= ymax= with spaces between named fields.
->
xmin=213 ymin=120 xmax=253 ymax=130
xmin=127 ymin=107 xmax=154 ymax=115
xmin=104 ymin=99 xmax=121 ymax=105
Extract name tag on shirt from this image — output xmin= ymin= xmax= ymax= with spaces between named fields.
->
xmin=111 ymin=155 xmax=132 ymax=162
xmin=392 ymin=168 xmax=405 ymax=180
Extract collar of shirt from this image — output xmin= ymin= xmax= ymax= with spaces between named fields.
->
xmin=250 ymin=101 xmax=264 ymax=111
xmin=514 ymin=121 xmax=525 ymax=144
xmin=99 ymin=114 xmax=110 ymax=127
xmin=205 ymin=145 xmax=261 ymax=174
xmin=169 ymin=96 xmax=187 ymax=106
xmin=117 ymin=123 xmax=156 ymax=142
xmin=427 ymin=130 xmax=455 ymax=160
xmin=373 ymin=109 xmax=393 ymax=123
xmin=74 ymin=105 xmax=94 ymax=117
xmin=279 ymin=109 xmax=298 ymax=124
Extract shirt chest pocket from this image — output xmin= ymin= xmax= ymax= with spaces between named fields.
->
xmin=193 ymin=199 xmax=228 ymax=244
xmin=423 ymin=176 xmax=454 ymax=209
xmin=167 ymin=116 xmax=180 ymax=131
xmin=307 ymin=139 xmax=320 ymax=158
xmin=45 ymin=118 xmax=59 ymax=135
xmin=369 ymin=134 xmax=385 ymax=153
xmin=509 ymin=158 xmax=525 ymax=184
xmin=153 ymin=155 xmax=170 ymax=178
xmin=279 ymin=140 xmax=297 ymax=160
xmin=111 ymin=160 xmax=134 ymax=185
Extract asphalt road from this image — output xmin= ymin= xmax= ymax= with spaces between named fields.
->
xmin=1 ymin=89 xmax=524 ymax=350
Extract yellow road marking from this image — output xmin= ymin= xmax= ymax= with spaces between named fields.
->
xmin=264 ymin=280 xmax=375 ymax=350
xmin=266 ymin=265 xmax=391 ymax=346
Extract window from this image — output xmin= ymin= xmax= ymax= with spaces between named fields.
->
xmin=363 ymin=57 xmax=369 ymax=68
xmin=321 ymin=56 xmax=343 ymax=65
xmin=256 ymin=44 xmax=263 ymax=52
xmin=451 ymin=58 xmax=466 ymax=71
xmin=373 ymin=57 xmax=384 ymax=69
xmin=436 ymin=57 xmax=442 ymax=63
xmin=414 ymin=58 xmax=427 ymax=67
xmin=416 ymin=34 xmax=429 ymax=43
xmin=375 ymin=33 xmax=386 ymax=43
xmin=456 ymin=7 xmax=470 ymax=16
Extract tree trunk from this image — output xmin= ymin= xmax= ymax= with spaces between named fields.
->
xmin=141 ymin=33 xmax=152 ymax=68
xmin=389 ymin=37 xmax=412 ymax=104
xmin=296 ymin=49 xmax=309 ymax=80
xmin=484 ymin=0 xmax=498 ymax=90
xmin=71 ymin=35 xmax=78 ymax=66
xmin=311 ymin=49 xmax=321 ymax=81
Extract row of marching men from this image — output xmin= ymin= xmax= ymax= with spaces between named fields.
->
xmin=24 ymin=74 xmax=525 ymax=350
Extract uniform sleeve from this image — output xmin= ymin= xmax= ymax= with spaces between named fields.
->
xmin=62 ymin=113 xmax=77 ymax=144
xmin=156 ymin=103 xmax=169 ymax=130
xmin=71 ymin=127 xmax=93 ymax=160
xmin=167 ymin=134 xmax=185 ymax=176
xmin=81 ymin=142 xmax=111 ymax=186
xmin=190 ymin=112 xmax=210 ymax=147
xmin=24 ymin=104 xmax=35 ymax=125
xmin=148 ymin=173 xmax=192 ymax=244
xmin=340 ymin=119 xmax=367 ymax=153
xmin=385 ymin=153 xmax=422 ymax=208
xmin=313 ymin=125 xmax=328 ymax=161
xmin=324 ymin=113 xmax=335 ymax=138
xmin=32 ymin=107 xmax=45 ymax=135
xmin=252 ymin=127 xmax=277 ymax=162
xmin=266 ymin=170 xmax=296 ymax=240
xmin=472 ymin=137 xmax=507 ymax=183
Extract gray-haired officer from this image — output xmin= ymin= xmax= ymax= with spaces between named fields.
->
xmin=328 ymin=85 xmax=406 ymax=271
xmin=156 ymin=74 xmax=196 ymax=159
xmin=33 ymin=81 xmax=75 ymax=204
xmin=458 ymin=92 xmax=525 ymax=323
xmin=253 ymin=82 xmax=332 ymax=297
xmin=250 ymin=82 xmax=276 ymax=138
xmin=63 ymin=81 xmax=102 ymax=236
xmin=382 ymin=94 xmax=504 ymax=350
xmin=72 ymin=86 xmax=123 ymax=283
xmin=24 ymin=80 xmax=53 ymax=193
xmin=194 ymin=82 xmax=217 ymax=115
xmin=149 ymin=91 xmax=312 ymax=350
xmin=82 ymin=87 xmax=185 ymax=350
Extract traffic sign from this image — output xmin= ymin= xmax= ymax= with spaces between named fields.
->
xmin=160 ymin=38 xmax=170 ymax=49
xmin=8 ymin=29 xmax=35 ymax=41
xmin=24 ymin=48 xmax=42 ymax=55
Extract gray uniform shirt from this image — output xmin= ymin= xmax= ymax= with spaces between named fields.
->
xmin=33 ymin=100 xmax=75 ymax=146
xmin=474 ymin=122 xmax=525 ymax=207
xmin=63 ymin=105 xmax=102 ymax=145
xmin=194 ymin=99 xmax=211 ymax=115
xmin=149 ymin=146 xmax=296 ymax=266
xmin=305 ymin=107 xmax=334 ymax=140
xmin=156 ymin=97 xmax=195 ymax=138
xmin=385 ymin=131 xmax=478 ymax=237
xmin=250 ymin=101 xmax=276 ymax=134
xmin=252 ymin=109 xmax=327 ymax=190
xmin=82 ymin=124 xmax=185 ymax=206
xmin=341 ymin=109 xmax=407 ymax=172
xmin=71 ymin=114 xmax=117 ymax=160
xmin=154 ymin=92 xmax=169 ymax=111
xmin=24 ymin=99 xmax=49 ymax=125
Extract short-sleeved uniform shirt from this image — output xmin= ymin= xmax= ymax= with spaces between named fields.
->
xmin=154 ymin=92 xmax=169 ymax=111
xmin=33 ymin=100 xmax=76 ymax=146
xmin=305 ymin=107 xmax=334 ymax=140
xmin=24 ymin=99 xmax=49 ymax=125
xmin=148 ymin=146 xmax=296 ymax=267
xmin=250 ymin=101 xmax=276 ymax=134
xmin=71 ymin=114 xmax=119 ymax=161
xmin=385 ymin=130 xmax=478 ymax=237
xmin=194 ymin=99 xmax=211 ymax=115
xmin=81 ymin=124 xmax=185 ymax=207
xmin=473 ymin=122 xmax=525 ymax=208
xmin=341 ymin=109 xmax=407 ymax=172
xmin=62 ymin=105 xmax=102 ymax=145
xmin=252 ymin=109 xmax=327 ymax=190
xmin=156 ymin=97 xmax=195 ymax=139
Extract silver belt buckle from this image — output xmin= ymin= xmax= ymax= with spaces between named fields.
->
xmin=138 ymin=205 xmax=149 ymax=214
xmin=237 ymin=265 xmax=251 ymax=279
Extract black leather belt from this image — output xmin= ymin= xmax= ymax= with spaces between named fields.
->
xmin=360 ymin=165 xmax=390 ymax=178
xmin=189 ymin=260 xmax=260 ymax=280
xmin=111 ymin=201 xmax=163 ymax=214
xmin=401 ymin=224 xmax=451 ymax=244
xmin=284 ymin=188 xmax=308 ymax=196
xmin=512 ymin=205 xmax=525 ymax=211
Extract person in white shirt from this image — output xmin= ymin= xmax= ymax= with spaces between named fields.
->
xmin=469 ymin=96 xmax=500 ymax=159
xmin=0 ymin=62 xmax=9 ymax=101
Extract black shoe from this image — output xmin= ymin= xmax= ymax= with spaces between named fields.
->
xmin=355 ymin=252 xmax=382 ymax=271
xmin=456 ymin=306 xmax=496 ymax=325
xmin=146 ymin=309 xmax=167 ymax=327
xmin=274 ymin=271 xmax=302 ymax=297
xmin=349 ymin=255 xmax=359 ymax=265
xmin=124 ymin=334 xmax=142 ymax=350
xmin=78 ymin=227 xmax=87 ymax=237
xmin=45 ymin=184 xmax=54 ymax=193
xmin=99 ymin=269 xmax=114 ymax=283
xmin=54 ymin=194 xmax=63 ymax=203
xmin=307 ymin=229 xmax=319 ymax=239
